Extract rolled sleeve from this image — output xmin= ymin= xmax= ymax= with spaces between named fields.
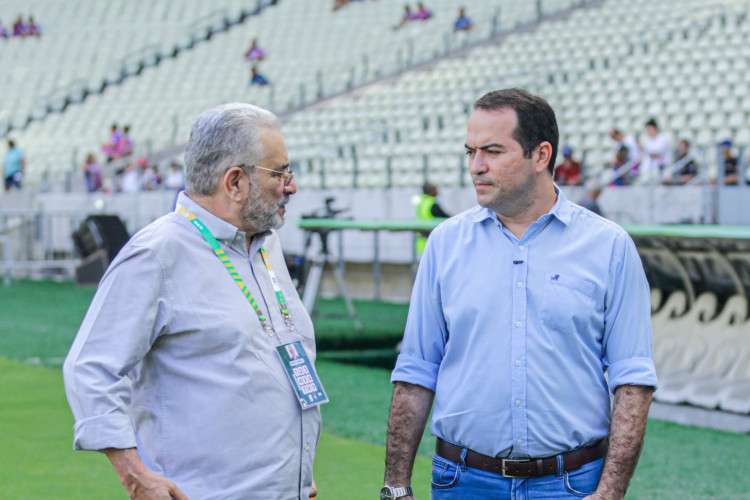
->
xmin=391 ymin=354 xmax=441 ymax=391
xmin=72 ymin=414 xmax=137 ymax=451
xmin=608 ymin=357 xmax=658 ymax=390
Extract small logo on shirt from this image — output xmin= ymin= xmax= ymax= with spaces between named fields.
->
xmin=550 ymin=274 xmax=560 ymax=281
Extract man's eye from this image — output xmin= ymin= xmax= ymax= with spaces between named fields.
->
xmin=465 ymin=150 xmax=474 ymax=156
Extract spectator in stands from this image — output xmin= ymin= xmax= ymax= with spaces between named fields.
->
xmin=663 ymin=139 xmax=698 ymax=185
xmin=165 ymin=161 xmax=185 ymax=191
xmin=415 ymin=2 xmax=433 ymax=19
xmin=250 ymin=66 xmax=269 ymax=86
xmin=415 ymin=182 xmax=450 ymax=255
xmin=718 ymin=139 xmax=740 ymax=185
xmin=0 ymin=20 xmax=8 ymax=39
xmin=453 ymin=7 xmax=473 ymax=31
xmin=116 ymin=125 xmax=134 ymax=159
xmin=608 ymin=145 xmax=631 ymax=186
xmin=384 ymin=88 xmax=655 ymax=500
xmin=4 ymin=139 xmax=25 ymax=192
xmin=82 ymin=153 xmax=102 ymax=192
xmin=577 ymin=178 xmax=604 ymax=216
xmin=244 ymin=38 xmax=266 ymax=62
xmin=140 ymin=160 xmax=162 ymax=191
xmin=27 ymin=16 xmax=40 ymax=37
xmin=63 ymin=102 xmax=320 ymax=500
xmin=12 ymin=15 xmax=26 ymax=37
xmin=608 ymin=127 xmax=641 ymax=168
xmin=120 ymin=160 xmax=141 ymax=193
xmin=102 ymin=124 xmax=121 ymax=163
xmin=639 ymin=118 xmax=671 ymax=180
xmin=393 ymin=5 xmax=418 ymax=29
xmin=553 ymin=145 xmax=582 ymax=186
xmin=333 ymin=0 xmax=350 ymax=10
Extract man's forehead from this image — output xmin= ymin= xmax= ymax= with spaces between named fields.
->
xmin=466 ymin=107 xmax=518 ymax=145
xmin=258 ymin=127 xmax=289 ymax=164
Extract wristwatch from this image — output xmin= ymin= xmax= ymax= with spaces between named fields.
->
xmin=380 ymin=485 xmax=413 ymax=500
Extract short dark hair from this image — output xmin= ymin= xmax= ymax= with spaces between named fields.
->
xmin=645 ymin=118 xmax=658 ymax=129
xmin=474 ymin=88 xmax=558 ymax=174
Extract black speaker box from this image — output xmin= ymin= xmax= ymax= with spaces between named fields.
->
xmin=72 ymin=215 xmax=130 ymax=262
xmin=74 ymin=249 xmax=109 ymax=285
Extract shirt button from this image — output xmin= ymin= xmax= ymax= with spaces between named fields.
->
xmin=519 ymin=245 xmax=525 ymax=250
xmin=304 ymin=442 xmax=309 ymax=450
xmin=517 ymin=282 xmax=523 ymax=287
xmin=516 ymin=360 xmax=521 ymax=366
xmin=516 ymin=321 xmax=522 ymax=327
xmin=516 ymin=400 xmax=521 ymax=406
xmin=517 ymin=439 xmax=523 ymax=445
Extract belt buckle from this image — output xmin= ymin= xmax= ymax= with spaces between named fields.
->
xmin=501 ymin=458 xmax=530 ymax=478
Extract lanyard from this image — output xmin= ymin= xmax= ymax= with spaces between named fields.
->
xmin=178 ymin=206 xmax=295 ymax=332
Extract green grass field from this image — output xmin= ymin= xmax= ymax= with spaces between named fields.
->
xmin=1 ymin=280 xmax=750 ymax=499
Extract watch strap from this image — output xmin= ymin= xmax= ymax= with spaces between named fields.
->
xmin=383 ymin=485 xmax=413 ymax=499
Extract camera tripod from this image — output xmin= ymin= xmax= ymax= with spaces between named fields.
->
xmin=301 ymin=198 xmax=362 ymax=331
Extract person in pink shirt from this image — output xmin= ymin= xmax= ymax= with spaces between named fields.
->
xmin=116 ymin=125 xmax=134 ymax=159
xmin=244 ymin=38 xmax=266 ymax=62
xmin=27 ymin=16 xmax=40 ymax=37
xmin=102 ymin=124 xmax=121 ymax=163
xmin=415 ymin=2 xmax=432 ymax=19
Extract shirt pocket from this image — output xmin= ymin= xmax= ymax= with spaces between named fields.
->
xmin=541 ymin=272 xmax=596 ymax=334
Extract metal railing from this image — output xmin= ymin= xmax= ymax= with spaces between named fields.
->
xmin=0 ymin=211 xmax=84 ymax=282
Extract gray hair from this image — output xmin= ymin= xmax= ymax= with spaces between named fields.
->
xmin=184 ymin=103 xmax=280 ymax=196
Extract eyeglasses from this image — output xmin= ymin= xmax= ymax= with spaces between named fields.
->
xmin=238 ymin=164 xmax=295 ymax=186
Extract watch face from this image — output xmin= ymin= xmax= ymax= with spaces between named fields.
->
xmin=380 ymin=487 xmax=393 ymax=500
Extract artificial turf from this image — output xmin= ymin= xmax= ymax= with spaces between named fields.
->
xmin=2 ymin=280 xmax=750 ymax=498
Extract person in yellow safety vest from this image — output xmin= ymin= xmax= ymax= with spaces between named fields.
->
xmin=415 ymin=182 xmax=450 ymax=254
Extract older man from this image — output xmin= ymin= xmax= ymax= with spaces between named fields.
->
xmin=64 ymin=103 xmax=324 ymax=499
xmin=383 ymin=89 xmax=656 ymax=500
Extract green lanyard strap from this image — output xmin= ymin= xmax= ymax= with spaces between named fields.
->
xmin=178 ymin=207 xmax=295 ymax=332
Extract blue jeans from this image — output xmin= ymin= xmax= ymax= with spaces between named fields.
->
xmin=431 ymin=451 xmax=603 ymax=499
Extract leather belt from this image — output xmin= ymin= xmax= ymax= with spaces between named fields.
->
xmin=435 ymin=438 xmax=608 ymax=478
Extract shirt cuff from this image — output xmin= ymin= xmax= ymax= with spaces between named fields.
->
xmin=73 ymin=413 xmax=137 ymax=451
xmin=390 ymin=353 xmax=440 ymax=391
xmin=608 ymin=357 xmax=658 ymax=392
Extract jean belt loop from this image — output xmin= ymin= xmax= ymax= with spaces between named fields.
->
xmin=556 ymin=453 xmax=564 ymax=478
xmin=459 ymin=447 xmax=469 ymax=471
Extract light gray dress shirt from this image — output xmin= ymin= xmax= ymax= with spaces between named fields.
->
xmin=63 ymin=192 xmax=321 ymax=499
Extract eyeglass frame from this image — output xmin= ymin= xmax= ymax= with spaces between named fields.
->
xmin=237 ymin=164 xmax=295 ymax=185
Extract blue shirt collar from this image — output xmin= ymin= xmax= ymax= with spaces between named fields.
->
xmin=465 ymin=185 xmax=573 ymax=227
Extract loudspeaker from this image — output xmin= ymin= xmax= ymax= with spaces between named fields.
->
xmin=72 ymin=215 xmax=130 ymax=285
xmin=72 ymin=215 xmax=130 ymax=262
xmin=74 ymin=249 xmax=109 ymax=285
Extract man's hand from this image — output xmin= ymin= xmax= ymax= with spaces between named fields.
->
xmin=104 ymin=448 xmax=189 ymax=500
xmin=309 ymin=478 xmax=317 ymax=498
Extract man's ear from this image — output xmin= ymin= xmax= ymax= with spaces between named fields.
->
xmin=222 ymin=166 xmax=248 ymax=202
xmin=535 ymin=142 xmax=553 ymax=174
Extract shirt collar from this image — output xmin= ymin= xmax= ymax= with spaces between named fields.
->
xmin=176 ymin=191 xmax=250 ymax=250
xmin=465 ymin=184 xmax=573 ymax=227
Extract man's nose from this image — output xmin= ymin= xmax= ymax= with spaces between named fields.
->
xmin=468 ymin=153 xmax=486 ymax=175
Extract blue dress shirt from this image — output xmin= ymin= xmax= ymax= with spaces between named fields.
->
xmin=391 ymin=189 xmax=657 ymax=459
xmin=64 ymin=192 xmax=321 ymax=499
